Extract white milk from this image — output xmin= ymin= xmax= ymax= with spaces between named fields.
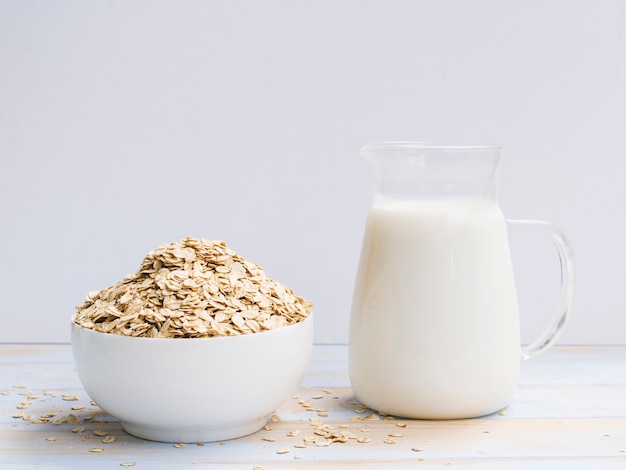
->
xmin=349 ymin=200 xmax=521 ymax=419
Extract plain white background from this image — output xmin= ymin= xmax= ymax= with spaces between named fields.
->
xmin=1 ymin=0 xmax=625 ymax=345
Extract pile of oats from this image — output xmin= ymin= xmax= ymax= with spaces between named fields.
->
xmin=73 ymin=238 xmax=312 ymax=338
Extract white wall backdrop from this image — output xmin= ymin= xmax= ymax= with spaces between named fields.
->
xmin=1 ymin=0 xmax=625 ymax=344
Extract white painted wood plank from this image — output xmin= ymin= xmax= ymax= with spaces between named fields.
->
xmin=3 ymin=416 xmax=626 ymax=466
xmin=1 ymin=344 xmax=626 ymax=468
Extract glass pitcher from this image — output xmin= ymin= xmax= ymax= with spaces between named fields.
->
xmin=349 ymin=142 xmax=575 ymax=419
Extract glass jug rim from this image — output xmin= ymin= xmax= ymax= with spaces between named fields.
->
xmin=360 ymin=141 xmax=503 ymax=156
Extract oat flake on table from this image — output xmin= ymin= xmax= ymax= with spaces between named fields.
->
xmin=73 ymin=238 xmax=313 ymax=338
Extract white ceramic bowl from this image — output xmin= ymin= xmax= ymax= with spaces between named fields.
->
xmin=71 ymin=314 xmax=313 ymax=443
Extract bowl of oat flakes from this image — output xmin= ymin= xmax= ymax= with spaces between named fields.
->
xmin=71 ymin=237 xmax=314 ymax=443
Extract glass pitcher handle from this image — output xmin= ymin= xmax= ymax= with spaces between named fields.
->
xmin=507 ymin=220 xmax=576 ymax=360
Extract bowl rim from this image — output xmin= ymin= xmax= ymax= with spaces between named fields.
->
xmin=71 ymin=311 xmax=313 ymax=343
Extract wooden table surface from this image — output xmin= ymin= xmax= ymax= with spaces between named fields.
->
xmin=1 ymin=344 xmax=626 ymax=468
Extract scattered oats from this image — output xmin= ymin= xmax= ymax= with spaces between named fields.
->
xmin=253 ymin=467 xmax=264 ymax=470
xmin=13 ymin=384 xmax=27 ymax=389
xmin=93 ymin=430 xmax=108 ymax=437
xmin=18 ymin=390 xmax=33 ymax=396
xmin=174 ymin=443 xmax=186 ymax=448
xmin=483 ymin=430 xmax=490 ymax=434
xmin=71 ymin=405 xmax=86 ymax=411
xmin=317 ymin=412 xmax=329 ymax=417
xmin=389 ymin=433 xmax=404 ymax=438
xmin=73 ymin=238 xmax=313 ymax=339
xmin=197 ymin=442 xmax=205 ymax=446
xmin=89 ymin=447 xmax=104 ymax=453
xmin=354 ymin=407 xmax=367 ymax=414
xmin=91 ymin=400 xmax=97 ymax=406
xmin=383 ymin=416 xmax=395 ymax=420
xmin=299 ymin=400 xmax=313 ymax=408
xmin=357 ymin=427 xmax=370 ymax=432
xmin=362 ymin=414 xmax=381 ymax=421
xmin=23 ymin=414 xmax=34 ymax=421
xmin=287 ymin=430 xmax=301 ymax=437
xmin=396 ymin=422 xmax=408 ymax=428
xmin=263 ymin=424 xmax=274 ymax=431
xmin=120 ymin=463 xmax=136 ymax=467
xmin=219 ymin=441 xmax=225 ymax=445
xmin=339 ymin=424 xmax=349 ymax=429
xmin=311 ymin=394 xmax=324 ymax=399
xmin=84 ymin=414 xmax=96 ymax=421
xmin=51 ymin=414 xmax=81 ymax=425
xmin=261 ymin=437 xmax=276 ymax=442
xmin=498 ymin=410 xmax=507 ymax=416
xmin=2 ymin=390 xmax=11 ymax=396
xmin=72 ymin=427 xmax=85 ymax=433
xmin=62 ymin=394 xmax=79 ymax=401
xmin=67 ymin=414 xmax=82 ymax=424
xmin=292 ymin=394 xmax=300 ymax=399
xmin=412 ymin=447 xmax=424 ymax=452
xmin=323 ymin=389 xmax=333 ymax=395
xmin=46 ymin=436 xmax=58 ymax=442
xmin=12 ymin=412 xmax=24 ymax=419
xmin=310 ymin=422 xmax=354 ymax=444
xmin=16 ymin=404 xmax=28 ymax=410
xmin=43 ymin=391 xmax=56 ymax=396
xmin=294 ymin=443 xmax=307 ymax=449
xmin=357 ymin=437 xmax=371 ymax=443
xmin=32 ymin=418 xmax=47 ymax=424
xmin=384 ymin=438 xmax=397 ymax=445
xmin=271 ymin=414 xmax=282 ymax=422
xmin=102 ymin=436 xmax=116 ymax=443
xmin=276 ymin=447 xmax=290 ymax=454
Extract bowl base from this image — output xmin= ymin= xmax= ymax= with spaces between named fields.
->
xmin=121 ymin=416 xmax=268 ymax=443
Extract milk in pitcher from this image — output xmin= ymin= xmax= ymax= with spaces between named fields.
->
xmin=349 ymin=200 xmax=521 ymax=419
